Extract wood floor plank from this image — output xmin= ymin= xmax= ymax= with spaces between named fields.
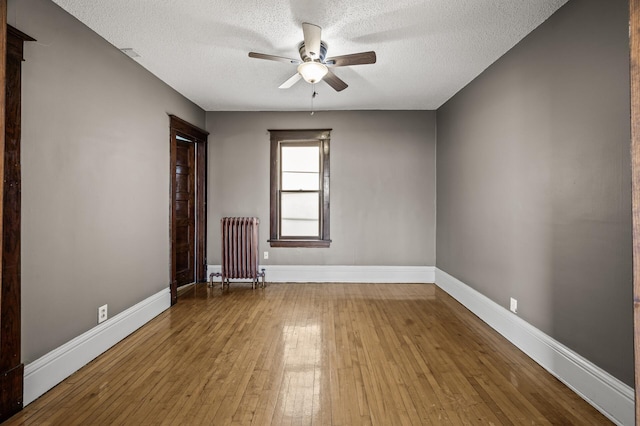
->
xmin=5 ymin=283 xmax=612 ymax=425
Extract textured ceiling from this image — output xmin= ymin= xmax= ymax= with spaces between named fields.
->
xmin=51 ymin=0 xmax=568 ymax=111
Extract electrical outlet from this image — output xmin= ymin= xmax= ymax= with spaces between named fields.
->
xmin=264 ymin=251 xmax=269 ymax=260
xmin=98 ymin=304 xmax=108 ymax=324
xmin=510 ymin=297 xmax=518 ymax=314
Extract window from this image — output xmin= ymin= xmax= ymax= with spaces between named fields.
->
xmin=269 ymin=129 xmax=331 ymax=247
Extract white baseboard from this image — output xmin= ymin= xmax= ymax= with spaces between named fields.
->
xmin=23 ymin=288 xmax=171 ymax=406
xmin=435 ymin=268 xmax=634 ymax=426
xmin=207 ymin=264 xmax=435 ymax=283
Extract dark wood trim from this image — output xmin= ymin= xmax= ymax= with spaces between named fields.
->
xmin=321 ymin=138 xmax=330 ymax=242
xmin=268 ymin=240 xmax=331 ymax=248
xmin=0 ymin=1 xmax=6 ymax=352
xmin=169 ymin=116 xmax=208 ymax=305
xmin=269 ymin=132 xmax=279 ymax=245
xmin=196 ymin=141 xmax=207 ymax=282
xmin=0 ymin=1 xmax=7 ymax=417
xmin=269 ymin=129 xmax=331 ymax=248
xmin=267 ymin=129 xmax=331 ymax=140
xmin=7 ymin=26 xmax=34 ymax=43
xmin=1 ymin=23 xmax=34 ymax=422
xmin=169 ymin=115 xmax=208 ymax=140
xmin=169 ymin=127 xmax=178 ymax=305
xmin=0 ymin=364 xmax=22 ymax=421
xmin=631 ymin=1 xmax=640 ymax=422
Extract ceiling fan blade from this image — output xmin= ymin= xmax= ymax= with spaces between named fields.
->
xmin=302 ymin=22 xmax=322 ymax=59
xmin=249 ymin=52 xmax=301 ymax=64
xmin=279 ymin=73 xmax=302 ymax=89
xmin=325 ymin=51 xmax=377 ymax=67
xmin=323 ymin=70 xmax=348 ymax=92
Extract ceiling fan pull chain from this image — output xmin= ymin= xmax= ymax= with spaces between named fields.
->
xmin=310 ymin=83 xmax=316 ymax=115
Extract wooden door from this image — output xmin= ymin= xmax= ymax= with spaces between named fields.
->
xmin=169 ymin=116 xmax=207 ymax=305
xmin=174 ymin=139 xmax=195 ymax=287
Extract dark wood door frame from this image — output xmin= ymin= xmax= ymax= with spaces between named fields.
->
xmin=0 ymin=24 xmax=34 ymax=421
xmin=0 ymin=1 xmax=8 ymax=418
xmin=631 ymin=1 xmax=640 ymax=422
xmin=169 ymin=115 xmax=208 ymax=305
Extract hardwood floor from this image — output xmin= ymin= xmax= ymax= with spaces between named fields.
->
xmin=6 ymin=283 xmax=609 ymax=425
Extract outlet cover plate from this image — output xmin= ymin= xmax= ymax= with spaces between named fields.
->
xmin=98 ymin=304 xmax=108 ymax=323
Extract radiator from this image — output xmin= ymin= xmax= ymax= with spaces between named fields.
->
xmin=209 ymin=217 xmax=266 ymax=289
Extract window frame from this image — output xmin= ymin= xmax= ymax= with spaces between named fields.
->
xmin=269 ymin=129 xmax=331 ymax=248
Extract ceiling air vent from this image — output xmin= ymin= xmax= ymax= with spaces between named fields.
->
xmin=120 ymin=48 xmax=140 ymax=58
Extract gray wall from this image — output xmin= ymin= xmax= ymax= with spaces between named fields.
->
xmin=206 ymin=111 xmax=436 ymax=266
xmin=12 ymin=0 xmax=205 ymax=363
xmin=436 ymin=0 xmax=632 ymax=385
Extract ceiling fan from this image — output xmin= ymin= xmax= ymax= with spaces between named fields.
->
xmin=248 ymin=23 xmax=376 ymax=92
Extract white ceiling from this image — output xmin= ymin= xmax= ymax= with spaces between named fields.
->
xmin=51 ymin=0 xmax=568 ymax=111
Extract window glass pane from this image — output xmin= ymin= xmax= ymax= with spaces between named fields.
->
xmin=282 ymin=145 xmax=319 ymax=172
xmin=281 ymin=145 xmax=319 ymax=190
xmin=282 ymin=172 xmax=319 ymax=190
xmin=281 ymin=192 xmax=319 ymax=236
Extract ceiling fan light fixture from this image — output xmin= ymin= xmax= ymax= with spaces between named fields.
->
xmin=297 ymin=61 xmax=328 ymax=84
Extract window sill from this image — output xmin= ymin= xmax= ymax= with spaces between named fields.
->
xmin=268 ymin=239 xmax=331 ymax=248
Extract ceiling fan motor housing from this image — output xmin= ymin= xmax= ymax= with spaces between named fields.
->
xmin=299 ymin=41 xmax=328 ymax=63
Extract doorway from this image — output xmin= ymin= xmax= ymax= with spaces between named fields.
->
xmin=169 ymin=115 xmax=208 ymax=305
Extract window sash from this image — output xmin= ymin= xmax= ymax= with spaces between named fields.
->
xmin=279 ymin=142 xmax=321 ymax=191
xmin=278 ymin=190 xmax=321 ymax=239
xmin=278 ymin=141 xmax=322 ymax=239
